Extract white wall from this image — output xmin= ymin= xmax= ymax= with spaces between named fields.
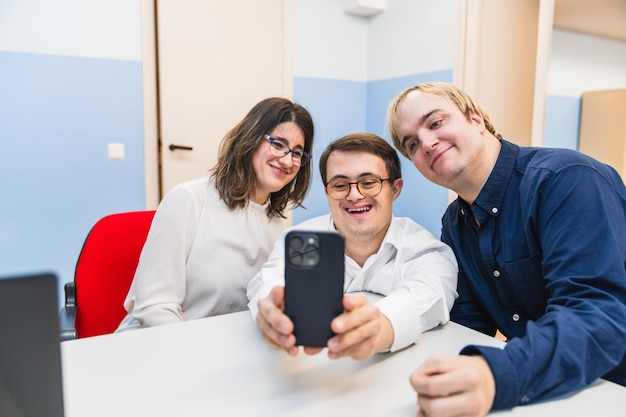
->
xmin=548 ymin=28 xmax=626 ymax=96
xmin=293 ymin=0 xmax=456 ymax=82
xmin=293 ymin=0 xmax=368 ymax=80
xmin=368 ymin=0 xmax=456 ymax=80
xmin=0 ymin=0 xmax=141 ymax=61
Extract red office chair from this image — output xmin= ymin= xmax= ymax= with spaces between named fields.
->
xmin=60 ymin=210 xmax=156 ymax=340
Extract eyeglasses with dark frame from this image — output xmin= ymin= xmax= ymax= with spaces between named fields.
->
xmin=325 ymin=176 xmax=390 ymax=200
xmin=263 ymin=134 xmax=311 ymax=166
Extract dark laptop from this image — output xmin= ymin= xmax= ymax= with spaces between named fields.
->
xmin=0 ymin=272 xmax=65 ymax=417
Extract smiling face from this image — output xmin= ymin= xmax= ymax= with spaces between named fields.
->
xmin=251 ymin=121 xmax=305 ymax=204
xmin=394 ymin=90 xmax=491 ymax=193
xmin=324 ymin=150 xmax=402 ymax=247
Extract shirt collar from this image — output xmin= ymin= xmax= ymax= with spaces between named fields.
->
xmin=459 ymin=139 xmax=519 ymax=221
xmin=328 ymin=214 xmax=401 ymax=253
xmin=380 ymin=215 xmax=403 ymax=250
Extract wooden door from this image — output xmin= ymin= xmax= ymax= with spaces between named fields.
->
xmin=453 ymin=0 xmax=553 ymax=147
xmin=156 ymin=0 xmax=292 ymax=196
xmin=579 ymin=89 xmax=626 ymax=180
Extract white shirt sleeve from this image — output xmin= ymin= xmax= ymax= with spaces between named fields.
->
xmin=367 ymin=218 xmax=458 ymax=351
xmin=119 ymin=182 xmax=202 ymax=329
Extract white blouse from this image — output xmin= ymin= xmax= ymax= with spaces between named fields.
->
xmin=117 ymin=176 xmax=290 ymax=331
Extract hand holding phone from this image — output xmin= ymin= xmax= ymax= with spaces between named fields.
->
xmin=283 ymin=231 xmax=345 ymax=347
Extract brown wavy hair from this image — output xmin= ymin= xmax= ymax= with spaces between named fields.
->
xmin=210 ymin=97 xmax=314 ymax=218
xmin=387 ymin=82 xmax=502 ymax=159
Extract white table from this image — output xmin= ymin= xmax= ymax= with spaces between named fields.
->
xmin=61 ymin=311 xmax=626 ymax=417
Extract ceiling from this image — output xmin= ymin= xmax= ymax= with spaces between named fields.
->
xmin=554 ymin=0 xmax=626 ymax=41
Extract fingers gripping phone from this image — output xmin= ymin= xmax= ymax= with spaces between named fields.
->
xmin=284 ymin=230 xmax=345 ymax=347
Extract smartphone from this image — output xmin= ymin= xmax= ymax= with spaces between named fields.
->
xmin=283 ymin=230 xmax=345 ymax=347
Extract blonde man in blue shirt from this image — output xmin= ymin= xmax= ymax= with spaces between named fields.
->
xmin=387 ymin=82 xmax=626 ymax=417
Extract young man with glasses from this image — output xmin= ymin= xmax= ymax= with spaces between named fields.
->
xmin=247 ymin=132 xmax=458 ymax=360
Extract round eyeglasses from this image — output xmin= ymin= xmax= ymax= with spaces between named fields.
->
xmin=264 ymin=134 xmax=311 ymax=166
xmin=325 ymin=176 xmax=390 ymax=200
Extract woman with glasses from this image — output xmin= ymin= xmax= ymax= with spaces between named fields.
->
xmin=247 ymin=133 xmax=458 ymax=360
xmin=117 ymin=97 xmax=314 ymax=332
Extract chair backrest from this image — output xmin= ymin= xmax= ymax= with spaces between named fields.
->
xmin=74 ymin=210 xmax=155 ymax=338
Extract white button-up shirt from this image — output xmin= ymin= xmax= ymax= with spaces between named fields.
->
xmin=247 ymin=214 xmax=458 ymax=351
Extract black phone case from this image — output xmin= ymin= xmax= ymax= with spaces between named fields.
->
xmin=283 ymin=230 xmax=345 ymax=347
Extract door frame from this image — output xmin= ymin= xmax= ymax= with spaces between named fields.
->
xmin=141 ymin=0 xmax=160 ymax=210
xmin=453 ymin=0 xmax=553 ymax=148
xmin=139 ymin=0 xmax=293 ymax=209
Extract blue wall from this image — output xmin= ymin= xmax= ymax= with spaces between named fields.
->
xmin=0 ymin=49 xmax=588 ymax=298
xmin=292 ymin=77 xmax=367 ymax=223
xmin=2 ymin=0 xmax=621 ymax=308
xmin=543 ymin=95 xmax=581 ymax=150
xmin=367 ymin=70 xmax=454 ymax=237
xmin=292 ymin=69 xmax=453 ymax=237
xmin=0 ymin=51 xmax=146 ymax=297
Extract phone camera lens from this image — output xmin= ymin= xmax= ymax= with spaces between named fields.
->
xmin=290 ymin=236 xmax=304 ymax=250
xmin=303 ymin=248 xmax=319 ymax=266
xmin=287 ymin=234 xmax=320 ymax=267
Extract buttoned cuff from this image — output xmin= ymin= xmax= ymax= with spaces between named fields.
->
xmin=376 ymin=293 xmax=423 ymax=352
xmin=460 ymin=345 xmax=520 ymax=410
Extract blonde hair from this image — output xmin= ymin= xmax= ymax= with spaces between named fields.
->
xmin=387 ymin=82 xmax=501 ymax=158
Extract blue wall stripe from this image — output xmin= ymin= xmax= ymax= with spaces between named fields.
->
xmin=366 ymin=70 xmax=454 ymax=135
xmin=292 ymin=77 xmax=368 ymax=224
xmin=543 ymin=95 xmax=581 ymax=150
xmin=0 ymin=47 xmax=585 ymax=307
xmin=293 ymin=70 xmax=453 ymax=236
xmin=0 ymin=51 xmax=145 ymax=302
xmin=368 ymin=70 xmax=454 ymax=237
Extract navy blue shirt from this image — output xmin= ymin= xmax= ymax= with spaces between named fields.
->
xmin=443 ymin=140 xmax=626 ymax=409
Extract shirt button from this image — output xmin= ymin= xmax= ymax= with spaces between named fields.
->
xmin=491 ymin=207 xmax=498 ymax=214
xmin=521 ymin=395 xmax=530 ymax=403
xmin=460 ymin=208 xmax=465 ymax=216
xmin=493 ymin=270 xmax=501 ymax=278
xmin=512 ymin=313 xmax=520 ymax=321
